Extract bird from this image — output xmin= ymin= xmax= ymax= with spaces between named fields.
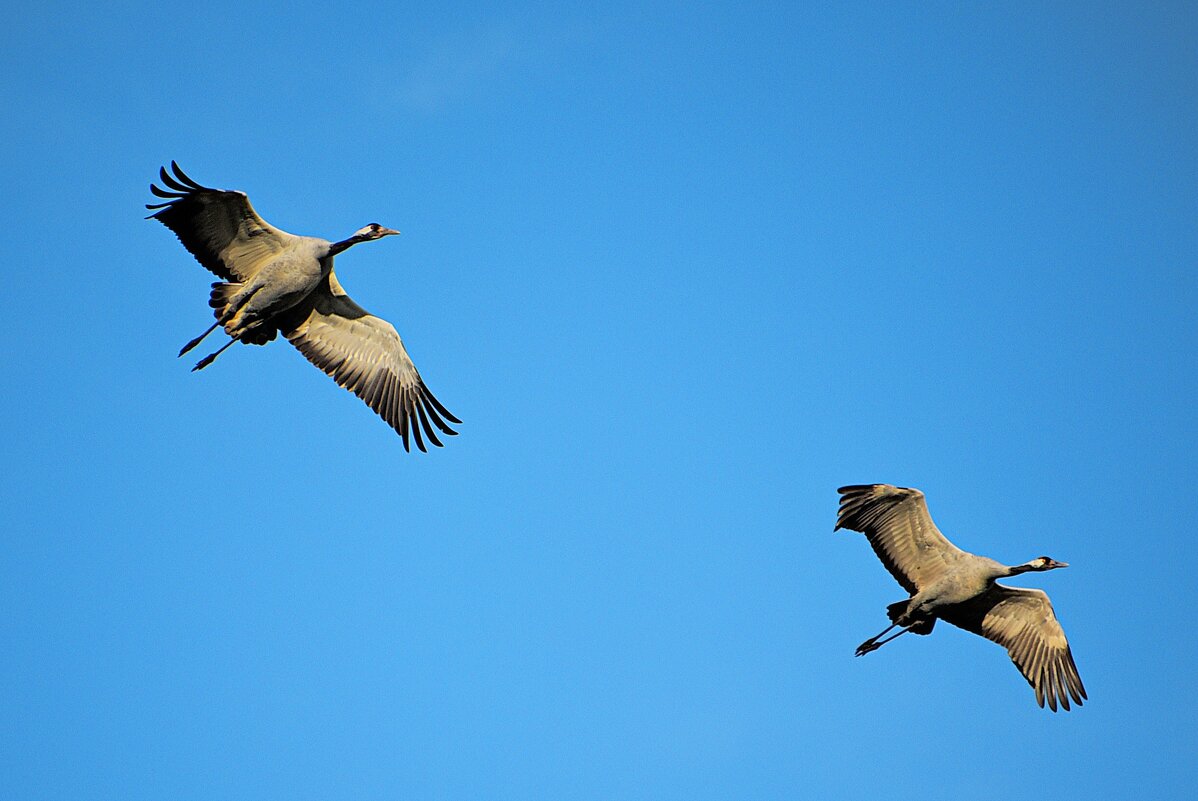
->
xmin=835 ymin=484 xmax=1086 ymax=711
xmin=146 ymin=162 xmax=461 ymax=452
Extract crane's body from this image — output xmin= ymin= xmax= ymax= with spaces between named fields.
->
xmin=147 ymin=162 xmax=460 ymax=451
xmin=209 ymin=238 xmax=326 ymax=342
xmin=836 ymin=483 xmax=1086 ymax=711
xmin=893 ymin=554 xmax=1017 ymax=622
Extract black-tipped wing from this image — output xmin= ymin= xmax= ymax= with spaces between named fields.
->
xmin=940 ymin=585 xmax=1086 ymax=711
xmin=836 ymin=484 xmax=967 ymax=594
xmin=278 ymin=271 xmax=461 ymax=452
xmin=147 ymin=161 xmax=296 ymax=282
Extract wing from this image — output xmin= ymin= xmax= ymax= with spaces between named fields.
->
xmin=146 ymin=161 xmax=297 ymax=282
xmin=940 ymin=584 xmax=1086 ymax=711
xmin=277 ymin=271 xmax=461 ymax=452
xmin=835 ymin=484 xmax=967 ymax=594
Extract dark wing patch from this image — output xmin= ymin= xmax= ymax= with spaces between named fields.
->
xmin=277 ymin=271 xmax=460 ymax=452
xmin=940 ymin=585 xmax=1087 ymax=711
xmin=147 ymin=161 xmax=295 ymax=282
xmin=836 ymin=484 xmax=966 ymax=593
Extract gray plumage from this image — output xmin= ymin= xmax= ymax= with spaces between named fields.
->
xmin=147 ymin=162 xmax=460 ymax=452
xmin=836 ymin=484 xmax=1086 ymax=711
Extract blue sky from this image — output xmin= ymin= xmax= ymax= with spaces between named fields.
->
xmin=2 ymin=2 xmax=1195 ymax=799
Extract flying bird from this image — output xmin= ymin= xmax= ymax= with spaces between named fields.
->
xmin=147 ymin=162 xmax=460 ymax=451
xmin=835 ymin=484 xmax=1086 ymax=711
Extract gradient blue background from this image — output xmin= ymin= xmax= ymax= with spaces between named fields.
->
xmin=2 ymin=2 xmax=1195 ymax=799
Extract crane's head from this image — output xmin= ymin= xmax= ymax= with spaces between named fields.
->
xmin=330 ymin=223 xmax=401 ymax=256
xmin=1027 ymin=556 xmax=1069 ymax=571
xmin=353 ymin=223 xmax=400 ymax=240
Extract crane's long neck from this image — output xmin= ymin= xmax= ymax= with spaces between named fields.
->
xmin=1003 ymin=560 xmax=1040 ymax=576
xmin=328 ymin=235 xmax=368 ymax=257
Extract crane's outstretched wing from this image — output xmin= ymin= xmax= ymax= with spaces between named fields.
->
xmin=146 ymin=161 xmax=296 ymax=282
xmin=939 ymin=584 xmax=1086 ymax=711
xmin=277 ymin=271 xmax=461 ymax=452
xmin=835 ymin=484 xmax=967 ymax=594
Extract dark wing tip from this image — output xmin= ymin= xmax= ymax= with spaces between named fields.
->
xmin=409 ymin=402 xmax=428 ymax=452
xmin=170 ymin=161 xmax=207 ymax=190
xmin=149 ymin=162 xmax=213 ymax=199
xmin=416 ymin=381 xmax=461 ymax=424
xmin=418 ymin=385 xmax=461 ymax=433
xmin=399 ymin=406 xmax=412 ymax=452
xmin=411 ymin=395 xmax=442 ymax=449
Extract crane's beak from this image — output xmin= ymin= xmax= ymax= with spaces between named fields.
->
xmin=1051 ymin=560 xmax=1069 ymax=569
xmin=379 ymin=227 xmax=400 ymax=237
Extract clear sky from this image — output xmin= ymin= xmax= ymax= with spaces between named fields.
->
xmin=2 ymin=2 xmax=1195 ymax=799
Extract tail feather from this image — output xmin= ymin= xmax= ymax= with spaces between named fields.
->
xmin=888 ymin=600 xmax=935 ymax=635
xmin=208 ymin=282 xmax=277 ymax=346
xmin=208 ymin=281 xmax=241 ymax=315
xmin=886 ymin=600 xmax=908 ymax=622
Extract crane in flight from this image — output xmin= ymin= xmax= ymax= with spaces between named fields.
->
xmin=147 ymin=162 xmax=460 ymax=452
xmin=836 ymin=484 xmax=1086 ymax=711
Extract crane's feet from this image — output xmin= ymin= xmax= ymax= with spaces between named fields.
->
xmin=192 ymin=353 xmax=217 ymax=372
xmin=179 ymin=335 xmax=205 ymax=357
xmin=178 ymin=321 xmax=222 ymax=357
xmin=855 ymin=639 xmax=881 ymax=657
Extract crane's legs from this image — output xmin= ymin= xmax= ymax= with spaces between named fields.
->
xmin=855 ymin=624 xmax=912 ymax=656
xmin=179 ymin=321 xmax=221 ymax=357
xmin=181 ymin=284 xmax=261 ymax=358
xmin=191 ymin=338 xmax=238 ymax=372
